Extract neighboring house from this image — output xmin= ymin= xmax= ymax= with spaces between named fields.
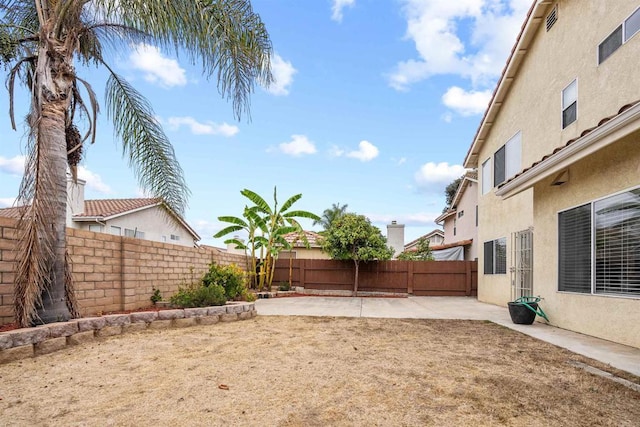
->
xmin=403 ymin=229 xmax=445 ymax=252
xmin=0 ymin=178 xmax=200 ymax=247
xmin=463 ymin=1 xmax=640 ymax=348
xmin=434 ymin=171 xmax=478 ymax=261
xmin=279 ymin=230 xmax=330 ymax=260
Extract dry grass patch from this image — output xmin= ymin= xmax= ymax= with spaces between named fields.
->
xmin=1 ymin=316 xmax=639 ymax=426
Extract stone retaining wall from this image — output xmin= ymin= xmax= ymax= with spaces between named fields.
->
xmin=0 ymin=302 xmax=256 ymax=364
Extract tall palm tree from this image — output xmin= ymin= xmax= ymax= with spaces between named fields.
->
xmin=314 ymin=202 xmax=348 ymax=230
xmin=0 ymin=0 xmax=272 ymax=327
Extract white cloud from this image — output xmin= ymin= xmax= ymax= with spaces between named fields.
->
xmin=414 ymin=162 xmax=466 ymax=192
xmin=279 ymin=135 xmax=317 ymax=157
xmin=77 ymin=166 xmax=112 ymax=194
xmin=265 ymin=53 xmax=297 ymax=96
xmin=442 ymin=86 xmax=492 ymax=116
xmin=347 ymin=140 xmax=379 ymax=162
xmin=0 ymin=155 xmax=25 ymax=176
xmin=389 ymin=0 xmax=530 ymax=91
xmin=395 ymin=157 xmax=407 ymax=166
xmin=0 ymin=197 xmax=16 ymax=208
xmin=167 ymin=116 xmax=239 ymax=137
xmin=329 ymin=145 xmax=345 ymax=157
xmin=129 ymin=43 xmax=187 ymax=87
xmin=331 ymin=0 xmax=356 ymax=22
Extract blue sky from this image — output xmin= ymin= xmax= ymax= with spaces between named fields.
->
xmin=0 ymin=0 xmax=531 ymax=247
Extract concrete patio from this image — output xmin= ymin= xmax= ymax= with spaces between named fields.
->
xmin=256 ymin=296 xmax=640 ymax=377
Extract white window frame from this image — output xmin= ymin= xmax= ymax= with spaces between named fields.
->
xmin=597 ymin=7 xmax=640 ymax=64
xmin=558 ymin=185 xmax=640 ymax=298
xmin=88 ymin=224 xmax=103 ymax=233
xmin=493 ymin=131 xmax=522 ymax=187
xmin=481 ymin=158 xmax=492 ymax=195
xmin=110 ymin=226 xmax=121 ymax=236
xmin=561 ymin=79 xmax=577 ymax=129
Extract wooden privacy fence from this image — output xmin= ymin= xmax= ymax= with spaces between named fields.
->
xmin=273 ymin=259 xmax=478 ymax=296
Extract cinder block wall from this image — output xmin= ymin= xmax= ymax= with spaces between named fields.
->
xmin=0 ymin=217 xmax=248 ymax=324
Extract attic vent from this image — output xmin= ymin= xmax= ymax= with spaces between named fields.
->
xmin=546 ymin=5 xmax=557 ymax=31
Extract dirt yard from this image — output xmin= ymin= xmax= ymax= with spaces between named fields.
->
xmin=1 ymin=316 xmax=639 ymax=426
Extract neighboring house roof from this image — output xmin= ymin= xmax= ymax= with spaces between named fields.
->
xmin=404 ymin=229 xmax=444 ymax=251
xmin=0 ymin=198 xmax=201 ymax=241
xmin=435 ymin=171 xmax=478 ymax=224
xmin=431 ymin=239 xmax=473 ymax=251
xmin=0 ymin=206 xmax=22 ymax=219
xmin=282 ymin=230 xmax=323 ymax=248
xmin=496 ymin=100 xmax=640 ymax=198
xmin=463 ymin=1 xmax=548 ymax=168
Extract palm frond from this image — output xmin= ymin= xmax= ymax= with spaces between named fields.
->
xmin=284 ymin=210 xmax=321 ymax=221
xmin=94 ymin=0 xmax=272 ymax=120
xmin=105 ymin=71 xmax=189 ymax=215
xmin=213 ymin=225 xmax=244 ymax=238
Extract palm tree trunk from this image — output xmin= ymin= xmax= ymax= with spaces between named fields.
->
xmin=30 ymin=37 xmax=73 ymax=325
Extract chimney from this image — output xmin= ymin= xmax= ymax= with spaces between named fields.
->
xmin=66 ymin=177 xmax=86 ymax=227
xmin=226 ymin=235 xmax=245 ymax=253
xmin=386 ymin=221 xmax=405 ymax=259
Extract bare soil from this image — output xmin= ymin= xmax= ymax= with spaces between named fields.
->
xmin=0 ymin=316 xmax=639 ymax=426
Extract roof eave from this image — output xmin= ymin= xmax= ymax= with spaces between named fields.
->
xmin=496 ymin=102 xmax=640 ymax=198
xmin=463 ymin=1 xmax=552 ymax=168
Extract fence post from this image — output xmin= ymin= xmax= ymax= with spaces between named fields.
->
xmin=406 ymin=261 xmax=414 ymax=294
xmin=465 ymin=261 xmax=472 ymax=296
xmin=299 ymin=259 xmax=306 ymax=289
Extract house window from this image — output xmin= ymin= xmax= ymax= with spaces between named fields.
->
xmin=559 ymin=187 xmax=640 ymax=297
xmin=484 ymin=238 xmax=506 ymax=275
xmin=458 ymin=210 xmax=464 ymax=218
xmin=598 ymin=25 xmax=622 ymax=64
xmin=162 ymin=236 xmax=167 ymax=242
xmin=482 ymin=158 xmax=492 ymax=195
xmin=598 ymin=7 xmax=640 ymax=64
xmin=88 ymin=224 xmax=103 ymax=233
xmin=562 ymin=80 xmax=577 ymax=129
xmin=625 ymin=7 xmax=640 ymax=41
xmin=136 ymin=231 xmax=145 ymax=239
xmin=494 ymin=132 xmax=522 ymax=187
xmin=110 ymin=226 xmax=121 ymax=236
xmin=453 ymin=218 xmax=457 ymax=236
xmin=124 ymin=229 xmax=135 ymax=238
xmin=171 ymin=234 xmax=180 ymax=241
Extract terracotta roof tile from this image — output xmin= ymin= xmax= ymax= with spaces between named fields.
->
xmin=282 ymin=230 xmax=322 ymax=247
xmin=76 ymin=198 xmax=160 ymax=218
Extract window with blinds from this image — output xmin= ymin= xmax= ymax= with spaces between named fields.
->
xmin=558 ymin=188 xmax=640 ymax=297
xmin=594 ymin=189 xmax=640 ymax=295
xmin=484 ymin=238 xmax=507 ymax=275
xmin=559 ymin=204 xmax=591 ymax=293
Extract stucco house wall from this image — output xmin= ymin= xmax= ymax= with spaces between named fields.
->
xmin=470 ymin=1 xmax=640 ymax=347
xmin=74 ymin=207 xmax=195 ymax=247
xmin=532 ymin=134 xmax=640 ymax=348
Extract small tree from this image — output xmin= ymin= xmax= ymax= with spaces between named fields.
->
xmin=443 ymin=176 xmax=463 ymax=213
xmin=397 ymin=237 xmax=435 ymax=261
xmin=321 ymin=213 xmax=393 ymax=294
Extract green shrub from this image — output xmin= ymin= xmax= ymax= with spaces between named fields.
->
xmin=278 ymin=282 xmax=291 ymax=291
xmin=150 ymin=287 xmax=162 ymax=304
xmin=169 ymin=283 xmax=226 ymax=308
xmin=241 ymin=288 xmax=257 ymax=302
xmin=202 ymin=262 xmax=247 ymax=301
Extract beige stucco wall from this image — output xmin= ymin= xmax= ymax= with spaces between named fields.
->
xmin=532 ymin=132 xmax=640 ymax=348
xmin=476 ymin=1 xmax=640 ymax=307
xmin=455 ymin=181 xmax=478 ymax=260
xmin=280 ymin=248 xmax=330 ymax=260
xmin=74 ymin=207 xmax=196 ymax=247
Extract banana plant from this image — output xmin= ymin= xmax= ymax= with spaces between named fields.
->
xmin=216 ymin=187 xmax=320 ymax=291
